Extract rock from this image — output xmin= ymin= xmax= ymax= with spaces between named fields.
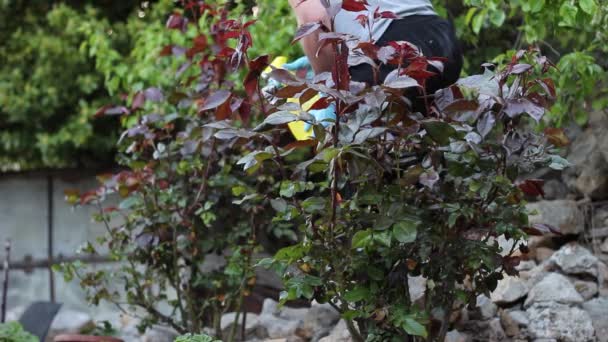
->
xmin=516 ymin=260 xmax=537 ymax=272
xmin=142 ymin=326 xmax=179 ymax=342
xmin=221 ymin=312 xmax=260 ymax=337
xmin=601 ymin=239 xmax=608 ymax=254
xmin=526 ymin=200 xmax=584 ymax=235
xmin=476 ymin=295 xmax=497 ymax=319
xmin=318 ymin=320 xmax=352 ymax=342
xmin=549 ymin=243 xmax=599 ymax=277
xmin=261 ymin=298 xmax=308 ymax=322
xmin=488 ymin=317 xmax=507 ymax=340
xmin=572 ymin=279 xmax=599 ymax=300
xmin=524 ymin=273 xmax=583 ymax=308
xmin=593 ymin=207 xmax=608 ymax=228
xmin=491 ymin=276 xmax=529 ymax=305
xmin=501 ymin=310 xmax=528 ymax=337
xmin=583 ymin=297 xmax=608 ymax=342
xmin=599 ymin=261 xmax=608 ymax=296
xmin=445 ymin=330 xmax=471 ymax=342
xmin=562 ymin=118 xmax=608 ymax=199
xmin=5 ymin=306 xmax=25 ymax=323
xmin=543 ymin=179 xmax=570 ymax=200
xmin=49 ymin=308 xmax=93 ymax=335
xmin=534 ymin=247 xmax=556 ymax=263
xmin=258 ymin=315 xmax=301 ymax=339
xmin=527 ymin=302 xmax=595 ymax=341
xmin=408 ymin=275 xmax=426 ymax=304
xmin=296 ymin=301 xmax=340 ymax=341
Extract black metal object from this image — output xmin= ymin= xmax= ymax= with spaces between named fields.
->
xmin=1 ymin=239 xmax=10 ymax=323
xmin=18 ymin=301 xmax=62 ymax=341
xmin=0 ymin=254 xmax=114 ymax=273
xmin=48 ymin=174 xmax=56 ymax=302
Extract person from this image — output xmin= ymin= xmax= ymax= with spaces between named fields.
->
xmin=287 ymin=0 xmax=463 ymax=115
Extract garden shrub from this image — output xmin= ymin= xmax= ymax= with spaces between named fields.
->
xmin=58 ymin=1 xmax=282 ymax=338
xmin=214 ymin=1 xmax=568 ymax=340
xmin=59 ymin=0 xmax=570 ymax=341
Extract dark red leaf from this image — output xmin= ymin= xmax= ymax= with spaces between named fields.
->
xmin=275 ymin=84 xmax=307 ymax=98
xmin=292 ymin=22 xmax=322 ymax=43
xmin=379 ymin=11 xmax=398 ymax=18
xmin=159 ymin=45 xmax=173 ymax=57
xmin=244 ymin=74 xmax=259 ymax=99
xmin=308 ymin=96 xmax=332 ymax=110
xmin=342 ymin=0 xmax=368 ymax=12
xmin=268 ymin=69 xmax=303 ymax=86
xmin=166 ymin=13 xmax=187 ymax=31
xmin=215 ymin=99 xmax=232 ymax=120
xmin=443 ymin=100 xmax=478 ymax=113
xmin=283 ymin=139 xmax=317 ymax=150
xmin=518 ymin=179 xmax=545 ymax=197
xmin=131 ymin=91 xmax=145 ymax=111
xmin=357 ymin=42 xmax=379 ymax=59
xmin=199 ymin=90 xmax=232 ymax=111
xmin=248 ymin=55 xmax=270 ymax=73
xmin=504 ymin=98 xmax=544 ymax=122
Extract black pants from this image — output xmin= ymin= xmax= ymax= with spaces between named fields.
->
xmin=350 ymin=15 xmax=463 ymax=111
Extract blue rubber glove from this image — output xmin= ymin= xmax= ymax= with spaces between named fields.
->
xmin=283 ymin=56 xmax=315 ymax=81
xmin=304 ymin=102 xmax=337 ymax=131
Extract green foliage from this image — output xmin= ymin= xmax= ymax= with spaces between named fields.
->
xmin=175 ymin=334 xmax=222 ymax=342
xmin=0 ymin=322 xmax=38 ymax=342
xmin=434 ymin=0 xmax=608 ymax=125
xmin=0 ymin=1 xmax=147 ymax=171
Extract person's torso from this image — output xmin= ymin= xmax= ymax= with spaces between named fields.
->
xmin=334 ymin=0 xmax=436 ymax=42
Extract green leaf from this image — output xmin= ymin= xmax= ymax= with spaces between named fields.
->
xmin=489 ymin=10 xmax=506 ymax=27
xmin=471 ymin=9 xmax=486 ymax=34
xmin=352 ymin=229 xmax=373 ymax=249
xmin=344 ymin=286 xmax=370 ymax=302
xmin=403 ymin=317 xmax=427 ymax=338
xmin=422 ymin=121 xmax=457 ymax=146
xmin=579 ymin=0 xmax=597 ymax=15
xmin=392 ymin=219 xmax=418 ymax=244
xmin=301 ymin=197 xmax=327 ymax=213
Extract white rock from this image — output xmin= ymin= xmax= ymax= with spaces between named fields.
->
xmin=142 ymin=326 xmax=179 ymax=342
xmin=258 ymin=314 xmax=300 ymax=339
xmin=524 ymin=273 xmax=583 ymax=308
xmin=318 ymin=320 xmax=353 ymax=342
xmin=298 ymin=301 xmax=340 ymax=340
xmin=491 ymin=276 xmax=529 ymax=305
xmin=221 ymin=312 xmax=260 ymax=336
xmin=601 ymin=238 xmax=608 ymax=254
xmin=49 ymin=308 xmax=93 ymax=334
xmin=408 ymin=275 xmax=426 ymax=303
xmin=550 ymin=243 xmax=599 ymax=277
xmin=476 ymin=295 xmax=497 ymax=319
xmin=583 ymin=297 xmax=608 ymax=342
xmin=572 ymin=279 xmax=599 ymax=300
xmin=526 ymin=200 xmax=584 ymax=235
xmin=445 ymin=329 xmax=471 ymax=342
xmin=527 ymin=303 xmax=595 ymax=341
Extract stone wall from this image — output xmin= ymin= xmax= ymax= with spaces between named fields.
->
xmin=0 ymin=171 xmax=116 ymax=316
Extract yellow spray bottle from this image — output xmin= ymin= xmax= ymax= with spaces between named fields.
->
xmin=263 ymin=56 xmax=321 ymax=141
